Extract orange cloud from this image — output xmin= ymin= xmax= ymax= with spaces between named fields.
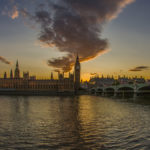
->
xmin=2 ymin=5 xmax=19 ymax=19
xmin=10 ymin=6 xmax=19 ymax=19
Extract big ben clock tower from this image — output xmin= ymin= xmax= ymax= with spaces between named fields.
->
xmin=74 ymin=54 xmax=80 ymax=91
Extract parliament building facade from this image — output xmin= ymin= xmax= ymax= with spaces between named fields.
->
xmin=0 ymin=56 xmax=80 ymax=95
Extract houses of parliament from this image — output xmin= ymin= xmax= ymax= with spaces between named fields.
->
xmin=0 ymin=55 xmax=81 ymax=94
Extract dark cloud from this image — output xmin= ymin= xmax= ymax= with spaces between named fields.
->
xmin=35 ymin=0 xmax=135 ymax=72
xmin=129 ymin=66 xmax=149 ymax=72
xmin=90 ymin=73 xmax=98 ymax=76
xmin=48 ymin=54 xmax=75 ymax=72
xmin=2 ymin=0 xmax=135 ymax=72
xmin=0 ymin=56 xmax=11 ymax=65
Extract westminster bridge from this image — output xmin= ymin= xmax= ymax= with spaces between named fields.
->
xmin=90 ymin=83 xmax=150 ymax=97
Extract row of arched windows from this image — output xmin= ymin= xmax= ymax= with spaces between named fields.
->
xmin=0 ymin=80 xmax=74 ymax=90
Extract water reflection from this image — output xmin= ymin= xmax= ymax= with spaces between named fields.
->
xmin=0 ymin=96 xmax=150 ymax=149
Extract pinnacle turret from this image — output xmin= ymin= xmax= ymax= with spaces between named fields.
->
xmin=15 ymin=60 xmax=20 ymax=79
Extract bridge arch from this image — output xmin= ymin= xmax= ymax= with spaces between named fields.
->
xmin=90 ymin=88 xmax=96 ymax=95
xmin=105 ymin=87 xmax=115 ymax=96
xmin=137 ymin=85 xmax=150 ymax=97
xmin=96 ymin=88 xmax=103 ymax=95
xmin=117 ymin=86 xmax=134 ymax=97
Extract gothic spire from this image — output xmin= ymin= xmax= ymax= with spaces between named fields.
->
xmin=4 ymin=72 xmax=7 ymax=79
xmin=16 ymin=60 xmax=19 ymax=68
xmin=10 ymin=69 xmax=13 ymax=79
xmin=15 ymin=60 xmax=20 ymax=79
xmin=51 ymin=72 xmax=53 ymax=80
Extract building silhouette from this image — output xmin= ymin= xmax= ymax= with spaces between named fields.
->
xmin=88 ymin=74 xmax=145 ymax=88
xmin=0 ymin=55 xmax=81 ymax=94
xmin=15 ymin=60 xmax=20 ymax=79
xmin=74 ymin=54 xmax=81 ymax=91
xmin=10 ymin=69 xmax=13 ymax=79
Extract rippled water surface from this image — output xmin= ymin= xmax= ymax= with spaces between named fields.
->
xmin=0 ymin=96 xmax=150 ymax=149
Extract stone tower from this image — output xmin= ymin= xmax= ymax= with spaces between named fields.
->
xmin=51 ymin=72 xmax=53 ymax=80
xmin=4 ymin=72 xmax=7 ymax=79
xmin=14 ymin=60 xmax=20 ymax=79
xmin=10 ymin=69 xmax=13 ymax=79
xmin=74 ymin=54 xmax=80 ymax=91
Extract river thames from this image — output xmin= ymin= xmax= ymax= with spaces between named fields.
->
xmin=0 ymin=95 xmax=150 ymax=149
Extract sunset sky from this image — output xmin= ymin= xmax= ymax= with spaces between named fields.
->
xmin=0 ymin=0 xmax=150 ymax=81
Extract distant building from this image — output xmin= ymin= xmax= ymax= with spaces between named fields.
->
xmin=132 ymin=76 xmax=145 ymax=84
xmin=118 ymin=76 xmax=130 ymax=84
xmin=81 ymin=81 xmax=88 ymax=89
xmin=89 ymin=75 xmax=115 ymax=88
xmin=23 ymin=72 xmax=29 ymax=80
xmin=88 ymin=75 xmax=146 ymax=88
xmin=118 ymin=76 xmax=145 ymax=84
xmin=0 ymin=58 xmax=79 ymax=93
